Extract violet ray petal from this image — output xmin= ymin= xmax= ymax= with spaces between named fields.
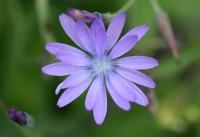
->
xmin=91 ymin=17 xmax=105 ymax=29
xmin=56 ymin=52 xmax=92 ymax=66
xmin=61 ymin=70 xmax=91 ymax=88
xmin=109 ymin=35 xmax=138 ymax=59
xmin=42 ymin=62 xmax=78 ymax=76
xmin=55 ymin=82 xmax=64 ymax=95
xmin=122 ymin=24 xmax=149 ymax=42
xmin=129 ymin=82 xmax=149 ymax=106
xmin=105 ymin=76 xmax=131 ymax=111
xmin=116 ymin=68 xmax=155 ymax=88
xmin=108 ymin=71 xmax=136 ymax=102
xmin=93 ymin=83 xmax=107 ymax=125
xmin=114 ymin=73 xmax=149 ymax=106
xmin=57 ymin=78 xmax=93 ymax=108
xmin=76 ymin=21 xmax=95 ymax=54
xmin=85 ymin=75 xmax=103 ymax=111
xmin=90 ymin=18 xmax=106 ymax=56
xmin=45 ymin=42 xmax=87 ymax=57
xmin=115 ymin=56 xmax=159 ymax=70
xmin=59 ymin=14 xmax=85 ymax=50
xmin=106 ymin=12 xmax=126 ymax=51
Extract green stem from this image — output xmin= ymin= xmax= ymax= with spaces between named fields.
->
xmin=117 ymin=0 xmax=137 ymax=13
xmin=149 ymin=0 xmax=161 ymax=12
xmin=103 ymin=0 xmax=137 ymax=23
xmin=35 ymin=0 xmax=55 ymax=42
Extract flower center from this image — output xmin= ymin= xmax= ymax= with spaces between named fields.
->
xmin=92 ymin=56 xmax=112 ymax=75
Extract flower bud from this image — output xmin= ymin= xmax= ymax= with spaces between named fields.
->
xmin=156 ymin=10 xmax=180 ymax=62
xmin=150 ymin=0 xmax=180 ymax=63
xmin=65 ymin=8 xmax=101 ymax=23
xmin=8 ymin=108 xmax=34 ymax=127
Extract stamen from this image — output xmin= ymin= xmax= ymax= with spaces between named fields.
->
xmin=92 ymin=56 xmax=112 ymax=75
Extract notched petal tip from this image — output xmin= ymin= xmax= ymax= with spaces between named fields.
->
xmin=150 ymin=83 xmax=156 ymax=89
xmin=57 ymin=101 xmax=64 ymax=108
xmin=123 ymin=24 xmax=149 ymax=43
xmin=140 ymin=99 xmax=149 ymax=107
xmin=55 ymin=82 xmax=64 ymax=95
xmin=45 ymin=42 xmax=52 ymax=52
xmin=123 ymin=105 xmax=131 ymax=111
xmin=94 ymin=118 xmax=104 ymax=126
xmin=145 ymin=76 xmax=156 ymax=89
xmin=147 ymin=57 xmax=159 ymax=70
xmin=154 ymin=59 xmax=159 ymax=67
xmin=41 ymin=65 xmax=53 ymax=76
xmin=96 ymin=122 xmax=103 ymax=126
xmin=142 ymin=24 xmax=149 ymax=30
xmin=41 ymin=66 xmax=46 ymax=74
xmin=137 ymin=24 xmax=149 ymax=35
xmin=44 ymin=42 xmax=59 ymax=55
xmin=85 ymin=105 xmax=92 ymax=112
xmin=59 ymin=13 xmax=70 ymax=20
xmin=58 ymin=13 xmax=73 ymax=26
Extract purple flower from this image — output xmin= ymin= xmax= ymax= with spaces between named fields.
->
xmin=42 ymin=12 xmax=159 ymax=125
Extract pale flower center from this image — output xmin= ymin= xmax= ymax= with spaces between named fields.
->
xmin=92 ymin=56 xmax=112 ymax=75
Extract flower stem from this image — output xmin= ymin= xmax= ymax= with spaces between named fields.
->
xmin=35 ymin=0 xmax=55 ymax=42
xmin=149 ymin=0 xmax=161 ymax=12
xmin=102 ymin=0 xmax=137 ymax=23
xmin=117 ymin=0 xmax=137 ymax=13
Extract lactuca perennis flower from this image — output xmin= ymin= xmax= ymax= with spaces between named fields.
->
xmin=42 ymin=12 xmax=159 ymax=125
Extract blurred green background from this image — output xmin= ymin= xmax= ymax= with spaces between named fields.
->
xmin=0 ymin=0 xmax=200 ymax=137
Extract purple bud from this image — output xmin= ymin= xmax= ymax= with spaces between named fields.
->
xmin=8 ymin=108 xmax=33 ymax=126
xmin=156 ymin=10 xmax=179 ymax=63
xmin=65 ymin=8 xmax=101 ymax=23
xmin=150 ymin=0 xmax=179 ymax=63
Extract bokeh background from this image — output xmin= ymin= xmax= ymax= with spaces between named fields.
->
xmin=0 ymin=0 xmax=200 ymax=137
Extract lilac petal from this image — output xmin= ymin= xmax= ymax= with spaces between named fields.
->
xmin=93 ymin=83 xmax=107 ymax=125
xmin=106 ymin=12 xmax=126 ymax=51
xmin=108 ymin=71 xmax=136 ymax=102
xmin=116 ymin=56 xmax=159 ymax=70
xmin=76 ymin=21 xmax=95 ymax=54
xmin=45 ymin=42 xmax=92 ymax=66
xmin=111 ymin=73 xmax=149 ymax=106
xmin=42 ymin=62 xmax=78 ymax=76
xmin=122 ymin=24 xmax=149 ymax=42
xmin=59 ymin=14 xmax=85 ymax=50
xmin=85 ymin=75 xmax=103 ymax=111
xmin=105 ymin=76 xmax=131 ymax=111
xmin=57 ymin=78 xmax=92 ymax=108
xmin=116 ymin=68 xmax=155 ymax=88
xmin=130 ymin=83 xmax=149 ymax=106
xmin=61 ymin=70 xmax=91 ymax=88
xmin=45 ymin=42 xmax=86 ymax=57
xmin=55 ymin=82 xmax=64 ymax=95
xmin=56 ymin=53 xmax=91 ymax=67
xmin=109 ymin=35 xmax=138 ymax=59
xmin=90 ymin=18 xmax=106 ymax=56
